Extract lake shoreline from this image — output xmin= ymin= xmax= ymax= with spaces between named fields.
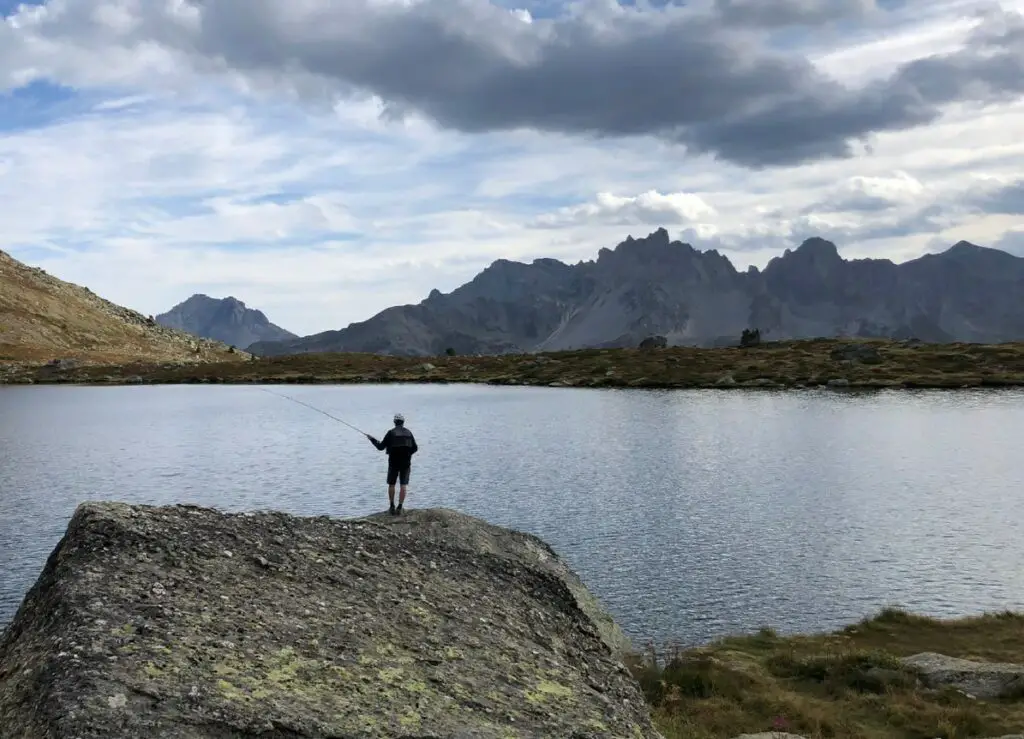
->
xmin=3 ymin=337 xmax=1024 ymax=390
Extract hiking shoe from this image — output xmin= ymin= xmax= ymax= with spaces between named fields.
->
xmin=389 ymin=503 xmax=396 ymax=516
xmin=396 ymin=503 xmax=403 ymax=515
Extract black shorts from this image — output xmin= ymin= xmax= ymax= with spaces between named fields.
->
xmin=387 ymin=459 xmax=411 ymax=485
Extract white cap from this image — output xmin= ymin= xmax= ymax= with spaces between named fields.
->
xmin=393 ymin=413 xmax=404 ymax=423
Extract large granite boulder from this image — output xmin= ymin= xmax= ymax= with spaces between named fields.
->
xmin=0 ymin=502 xmax=662 ymax=739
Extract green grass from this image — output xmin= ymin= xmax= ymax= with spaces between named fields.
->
xmin=626 ymin=608 xmax=1024 ymax=738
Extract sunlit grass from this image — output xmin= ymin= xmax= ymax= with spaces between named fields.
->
xmin=625 ymin=607 xmax=1024 ymax=738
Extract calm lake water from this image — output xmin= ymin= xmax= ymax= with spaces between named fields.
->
xmin=2 ymin=384 xmax=1023 ymax=647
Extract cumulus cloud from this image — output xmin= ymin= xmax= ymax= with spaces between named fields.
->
xmin=534 ymin=190 xmax=716 ymax=228
xmin=805 ymin=171 xmax=928 ymax=213
xmin=2 ymin=0 xmax=1024 ymax=335
xmin=2 ymin=0 xmax=1024 ymax=167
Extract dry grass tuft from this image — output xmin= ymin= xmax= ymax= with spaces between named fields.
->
xmin=627 ymin=607 xmax=1024 ymax=738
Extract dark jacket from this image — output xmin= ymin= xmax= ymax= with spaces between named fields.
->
xmin=369 ymin=425 xmax=418 ymax=463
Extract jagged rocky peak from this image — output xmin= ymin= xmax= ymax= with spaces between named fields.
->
xmin=793 ymin=237 xmax=841 ymax=259
xmin=940 ymin=240 xmax=1010 ymax=260
xmin=156 ymin=293 xmax=296 ymax=350
xmin=765 ymin=236 xmax=844 ymax=275
xmin=475 ymin=255 xmax=570 ymax=281
xmin=596 ymin=228 xmax=746 ymax=288
xmin=174 ymin=293 xmax=247 ymax=315
xmin=928 ymin=239 xmax=1019 ymax=268
xmin=452 ymin=253 xmax=576 ymax=304
xmin=531 ymin=257 xmax=569 ymax=268
xmin=599 ymin=228 xmax=695 ymax=266
xmin=649 ymin=226 xmax=671 ymax=245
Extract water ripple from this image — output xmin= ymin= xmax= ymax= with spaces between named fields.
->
xmin=2 ymin=384 xmax=1024 ymax=645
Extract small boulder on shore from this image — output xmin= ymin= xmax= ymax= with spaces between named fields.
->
xmin=0 ymin=502 xmax=662 ymax=739
xmin=637 ymin=335 xmax=668 ymax=350
xmin=829 ymin=342 xmax=883 ymax=364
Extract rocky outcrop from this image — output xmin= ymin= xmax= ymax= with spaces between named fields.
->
xmin=0 ymin=250 xmax=243 ymax=365
xmin=156 ymin=294 xmax=297 ymax=351
xmin=0 ymin=502 xmax=661 ymax=739
xmin=248 ymin=229 xmax=1024 ymax=357
xmin=901 ymin=652 xmax=1024 ymax=700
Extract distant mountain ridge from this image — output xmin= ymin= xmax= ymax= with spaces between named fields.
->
xmin=247 ymin=229 xmax=1024 ymax=357
xmin=156 ymin=294 xmax=297 ymax=350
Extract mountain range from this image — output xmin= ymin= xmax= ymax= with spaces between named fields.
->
xmin=155 ymin=294 xmax=297 ymax=351
xmin=241 ymin=229 xmax=1024 ymax=356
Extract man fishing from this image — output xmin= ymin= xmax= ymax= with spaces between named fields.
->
xmin=367 ymin=413 xmax=418 ymax=515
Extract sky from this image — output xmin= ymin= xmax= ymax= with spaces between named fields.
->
xmin=1 ymin=0 xmax=1023 ymax=336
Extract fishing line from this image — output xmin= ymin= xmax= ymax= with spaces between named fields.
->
xmin=257 ymin=387 xmax=371 ymax=437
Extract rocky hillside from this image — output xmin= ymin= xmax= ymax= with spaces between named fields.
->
xmin=156 ymin=294 xmax=297 ymax=350
xmin=0 ymin=502 xmax=662 ymax=738
xmin=0 ymin=250 xmax=243 ymax=365
xmin=248 ymin=230 xmax=1024 ymax=357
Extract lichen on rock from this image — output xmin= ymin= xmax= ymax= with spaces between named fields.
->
xmin=0 ymin=502 xmax=663 ymax=738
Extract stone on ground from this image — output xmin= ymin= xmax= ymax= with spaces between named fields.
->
xmin=0 ymin=502 xmax=662 ymax=739
xmin=900 ymin=651 xmax=1024 ymax=699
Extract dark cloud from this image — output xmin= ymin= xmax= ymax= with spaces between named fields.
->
xmin=973 ymin=181 xmax=1024 ymax=215
xmin=713 ymin=0 xmax=876 ymax=27
xmin=808 ymin=193 xmax=898 ymax=213
xmin=8 ymin=1 xmax=1024 ymax=169
xmin=186 ymin=1 xmax=1024 ymax=168
xmin=995 ymin=229 xmax=1024 ymax=256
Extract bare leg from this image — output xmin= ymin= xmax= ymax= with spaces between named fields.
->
xmin=399 ymin=484 xmax=408 ymax=506
xmin=388 ymin=484 xmax=396 ymax=510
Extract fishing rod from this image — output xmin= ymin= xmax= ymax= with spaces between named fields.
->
xmin=257 ymin=387 xmax=371 ymax=437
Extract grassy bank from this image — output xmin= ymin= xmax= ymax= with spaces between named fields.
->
xmin=628 ymin=607 xmax=1024 ymax=738
xmin=3 ymin=338 xmax=1024 ymax=389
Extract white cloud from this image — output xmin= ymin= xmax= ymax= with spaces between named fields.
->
xmin=0 ymin=0 xmax=1023 ymax=337
xmin=534 ymin=190 xmax=717 ymax=228
xmin=807 ymin=171 xmax=928 ymax=213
